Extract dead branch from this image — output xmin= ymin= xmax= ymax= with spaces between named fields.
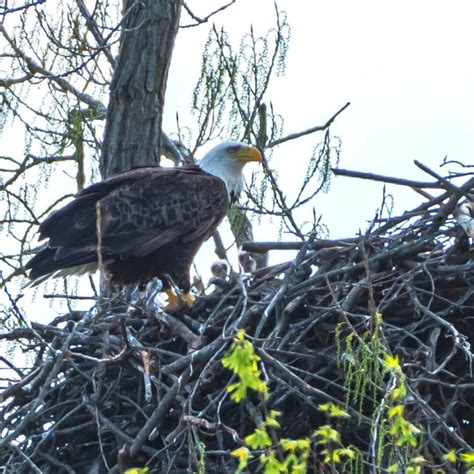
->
xmin=267 ymin=102 xmax=351 ymax=148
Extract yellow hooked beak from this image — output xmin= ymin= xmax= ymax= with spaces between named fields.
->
xmin=235 ymin=146 xmax=263 ymax=164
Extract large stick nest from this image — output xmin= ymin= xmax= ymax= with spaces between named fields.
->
xmin=1 ymin=171 xmax=473 ymax=473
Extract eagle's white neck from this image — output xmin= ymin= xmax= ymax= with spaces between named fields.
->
xmin=198 ymin=151 xmax=245 ymax=200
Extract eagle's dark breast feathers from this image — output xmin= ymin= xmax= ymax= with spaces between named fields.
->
xmin=26 ymin=166 xmax=229 ymax=290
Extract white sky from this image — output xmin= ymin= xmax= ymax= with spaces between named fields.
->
xmin=166 ymin=0 xmax=473 ymax=239
xmin=3 ymin=0 xmax=473 ymax=318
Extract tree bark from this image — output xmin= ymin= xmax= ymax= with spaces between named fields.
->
xmin=101 ymin=0 xmax=182 ymax=178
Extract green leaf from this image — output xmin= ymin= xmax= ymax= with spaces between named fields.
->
xmin=391 ymin=385 xmax=406 ymax=402
xmin=289 ymin=461 xmax=307 ymax=474
xmin=245 ymin=428 xmax=272 ymax=450
xmin=314 ymin=425 xmax=340 ymax=444
xmin=260 ymin=451 xmax=286 ymax=474
xmin=231 ymin=447 xmax=252 ymax=472
xmin=318 ymin=402 xmax=350 ymax=418
xmin=226 ymin=382 xmax=247 ymax=402
xmin=461 ymin=452 xmax=474 ymax=467
xmin=410 ymin=456 xmax=427 ymax=465
xmin=222 ymin=329 xmax=269 ymax=402
xmin=335 ymin=448 xmax=356 ymax=459
xmin=387 ymin=404 xmax=404 ymax=418
xmin=442 ymin=450 xmax=456 ymax=464
xmin=280 ymin=438 xmax=310 ymax=453
xmin=322 ymin=449 xmax=341 ymax=463
xmin=264 ymin=410 xmax=282 ymax=429
xmin=383 ymin=354 xmax=400 ymax=370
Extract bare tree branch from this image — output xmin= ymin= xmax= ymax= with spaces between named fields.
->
xmin=181 ymin=0 xmax=237 ymax=28
xmin=267 ymin=101 xmax=351 ymax=148
xmin=0 ymin=0 xmax=46 ymax=16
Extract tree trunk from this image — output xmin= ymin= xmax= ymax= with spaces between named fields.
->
xmin=100 ymin=0 xmax=182 ymax=178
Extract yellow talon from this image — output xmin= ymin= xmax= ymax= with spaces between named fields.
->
xmin=163 ymin=289 xmax=196 ymax=310
xmin=182 ymin=292 xmax=196 ymax=306
xmin=164 ymin=288 xmax=180 ymax=310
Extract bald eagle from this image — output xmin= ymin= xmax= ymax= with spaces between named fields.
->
xmin=26 ymin=142 xmax=262 ymax=305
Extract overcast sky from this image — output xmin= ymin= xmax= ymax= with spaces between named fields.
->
xmin=5 ymin=0 xmax=473 ymax=316
xmin=166 ymin=0 xmax=473 ymax=239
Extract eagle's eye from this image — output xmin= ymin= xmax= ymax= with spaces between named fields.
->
xmin=226 ymin=146 xmax=239 ymax=154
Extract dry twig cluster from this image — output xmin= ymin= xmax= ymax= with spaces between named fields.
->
xmin=1 ymin=166 xmax=473 ymax=473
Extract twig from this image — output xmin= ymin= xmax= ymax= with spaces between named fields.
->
xmin=413 ymin=160 xmax=458 ymax=192
xmin=242 ymin=238 xmax=358 ymax=253
xmin=267 ymin=102 xmax=351 ymax=148
xmin=129 ymin=369 xmax=191 ymax=457
xmin=332 ymin=167 xmax=441 ymax=189
xmin=181 ymin=1 xmax=237 ymax=28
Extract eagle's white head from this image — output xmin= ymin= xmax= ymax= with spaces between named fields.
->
xmin=198 ymin=141 xmax=262 ymax=200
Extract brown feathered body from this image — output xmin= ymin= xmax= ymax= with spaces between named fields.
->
xmin=26 ymin=166 xmax=228 ymax=291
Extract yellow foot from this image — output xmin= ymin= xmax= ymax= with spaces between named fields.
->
xmin=182 ymin=292 xmax=196 ymax=306
xmin=164 ymin=288 xmax=180 ymax=311
xmin=163 ymin=289 xmax=196 ymax=311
